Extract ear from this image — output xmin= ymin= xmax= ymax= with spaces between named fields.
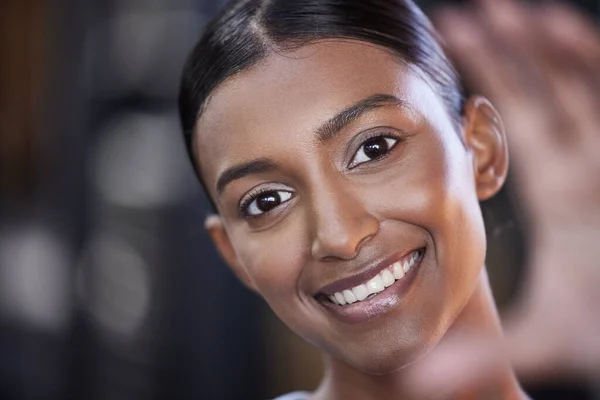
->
xmin=205 ymin=215 xmax=258 ymax=293
xmin=462 ymin=96 xmax=509 ymax=201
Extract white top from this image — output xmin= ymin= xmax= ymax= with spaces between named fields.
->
xmin=272 ymin=391 xmax=310 ymax=400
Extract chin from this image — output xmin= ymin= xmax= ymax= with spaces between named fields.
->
xmin=330 ymin=302 xmax=457 ymax=375
xmin=332 ymin=325 xmax=443 ymax=375
xmin=340 ymin=344 xmax=426 ymax=376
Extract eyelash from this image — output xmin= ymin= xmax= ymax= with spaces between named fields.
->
xmin=238 ymin=186 xmax=292 ymax=218
xmin=238 ymin=131 xmax=403 ymax=219
xmin=348 ymin=131 xmax=402 ymax=169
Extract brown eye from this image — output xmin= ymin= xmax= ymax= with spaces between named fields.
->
xmin=364 ymin=137 xmax=390 ymax=158
xmin=350 ymin=136 xmax=398 ymax=168
xmin=245 ymin=190 xmax=293 ymax=217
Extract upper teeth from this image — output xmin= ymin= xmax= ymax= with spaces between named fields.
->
xmin=327 ymin=250 xmax=420 ymax=306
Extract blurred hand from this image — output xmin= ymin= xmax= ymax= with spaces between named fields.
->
xmin=410 ymin=0 xmax=600 ymax=394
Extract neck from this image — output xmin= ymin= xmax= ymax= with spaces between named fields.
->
xmin=312 ymin=269 xmax=525 ymax=400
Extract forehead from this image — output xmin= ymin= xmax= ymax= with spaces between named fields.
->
xmin=195 ymin=40 xmax=437 ymax=194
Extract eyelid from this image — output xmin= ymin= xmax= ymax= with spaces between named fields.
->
xmin=347 ymin=129 xmax=404 ymax=169
xmin=245 ymin=190 xmax=293 ymax=218
xmin=238 ymin=184 xmax=294 ymax=218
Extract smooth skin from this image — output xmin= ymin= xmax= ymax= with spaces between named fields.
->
xmin=194 ymin=41 xmax=526 ymax=399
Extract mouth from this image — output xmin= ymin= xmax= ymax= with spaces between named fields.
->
xmin=315 ymin=247 xmax=426 ymax=324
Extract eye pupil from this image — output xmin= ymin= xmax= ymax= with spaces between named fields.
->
xmin=363 ymin=137 xmax=389 ymax=159
xmin=257 ymin=192 xmax=281 ymax=212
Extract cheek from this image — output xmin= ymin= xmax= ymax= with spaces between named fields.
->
xmin=424 ymin=133 xmax=487 ymax=268
xmin=232 ymin=214 xmax=311 ymax=314
xmin=395 ymin=74 xmax=486 ymax=271
xmin=343 ymin=131 xmax=487 ymax=369
xmin=235 ymin=221 xmax=329 ymax=342
xmin=371 ymin=130 xmax=486 ymax=301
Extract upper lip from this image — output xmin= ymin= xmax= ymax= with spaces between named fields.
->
xmin=315 ymin=248 xmax=419 ymax=297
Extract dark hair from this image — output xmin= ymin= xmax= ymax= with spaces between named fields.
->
xmin=179 ymin=0 xmax=463 ymax=202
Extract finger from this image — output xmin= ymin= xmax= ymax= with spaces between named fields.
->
xmin=435 ymin=7 xmax=545 ymax=164
xmin=544 ymin=2 xmax=600 ymax=75
xmin=539 ymin=3 xmax=600 ymax=147
xmin=477 ymin=0 xmax=579 ymax=146
xmin=435 ymin=5 xmax=555 ymax=164
xmin=434 ymin=8 xmax=521 ymax=103
xmin=477 ymin=0 xmax=549 ymax=99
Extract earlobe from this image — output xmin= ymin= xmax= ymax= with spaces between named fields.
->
xmin=205 ymin=215 xmax=259 ymax=293
xmin=462 ymin=96 xmax=509 ymax=201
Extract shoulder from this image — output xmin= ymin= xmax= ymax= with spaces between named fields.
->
xmin=272 ymin=391 xmax=311 ymax=400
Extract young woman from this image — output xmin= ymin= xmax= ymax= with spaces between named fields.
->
xmin=177 ymin=0 xmax=547 ymax=398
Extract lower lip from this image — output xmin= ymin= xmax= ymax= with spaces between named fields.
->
xmin=318 ymin=249 xmax=425 ymax=325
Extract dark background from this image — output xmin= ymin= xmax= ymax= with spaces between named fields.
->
xmin=0 ymin=0 xmax=598 ymax=399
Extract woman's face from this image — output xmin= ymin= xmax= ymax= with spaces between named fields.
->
xmin=195 ymin=40 xmax=496 ymax=374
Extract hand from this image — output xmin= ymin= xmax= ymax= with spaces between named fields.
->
xmin=410 ymin=0 xmax=600 ymax=393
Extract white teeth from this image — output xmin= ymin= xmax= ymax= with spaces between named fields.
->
xmin=392 ymin=261 xmax=404 ymax=279
xmin=353 ymin=284 xmax=369 ymax=301
xmin=403 ymin=252 xmax=418 ymax=273
xmin=328 ymin=250 xmax=422 ymax=307
xmin=366 ymin=274 xmax=385 ymax=295
xmin=334 ymin=292 xmax=347 ymax=305
xmin=403 ymin=259 xmax=410 ymax=273
xmin=343 ymin=289 xmax=357 ymax=304
xmin=381 ymin=269 xmax=395 ymax=287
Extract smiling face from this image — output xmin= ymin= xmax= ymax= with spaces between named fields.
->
xmin=193 ymin=40 xmax=507 ymax=374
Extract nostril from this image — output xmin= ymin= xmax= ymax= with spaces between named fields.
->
xmin=320 ymin=255 xmax=342 ymax=263
xmin=355 ymin=233 xmax=375 ymax=253
xmin=310 ymin=208 xmax=379 ymax=261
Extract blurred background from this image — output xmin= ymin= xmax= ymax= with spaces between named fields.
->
xmin=0 ymin=0 xmax=598 ymax=399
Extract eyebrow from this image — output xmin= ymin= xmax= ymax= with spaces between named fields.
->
xmin=215 ymin=94 xmax=405 ymax=196
xmin=316 ymin=94 xmax=406 ymax=142
xmin=216 ymin=158 xmax=278 ymax=195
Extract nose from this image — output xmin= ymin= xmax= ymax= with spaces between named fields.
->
xmin=310 ymin=181 xmax=379 ymax=261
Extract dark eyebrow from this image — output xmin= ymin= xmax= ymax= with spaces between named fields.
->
xmin=216 ymin=158 xmax=278 ymax=195
xmin=215 ymin=94 xmax=404 ymax=196
xmin=316 ymin=94 xmax=406 ymax=142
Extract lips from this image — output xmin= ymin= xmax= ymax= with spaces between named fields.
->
xmin=317 ymin=248 xmax=424 ymax=297
xmin=315 ymin=247 xmax=426 ymax=324
xmin=327 ymin=249 xmax=422 ymax=305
